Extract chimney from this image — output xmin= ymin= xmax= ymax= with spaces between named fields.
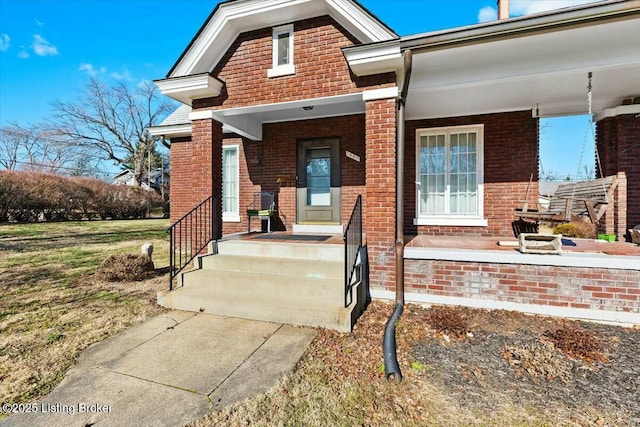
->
xmin=497 ymin=0 xmax=509 ymax=20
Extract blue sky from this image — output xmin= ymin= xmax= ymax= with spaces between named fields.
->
xmin=0 ymin=0 xmax=598 ymax=179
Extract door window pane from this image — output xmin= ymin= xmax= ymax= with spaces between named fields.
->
xmin=306 ymin=148 xmax=331 ymax=206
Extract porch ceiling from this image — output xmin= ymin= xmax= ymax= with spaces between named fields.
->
xmin=192 ymin=93 xmax=365 ymax=141
xmin=405 ymin=16 xmax=640 ymax=119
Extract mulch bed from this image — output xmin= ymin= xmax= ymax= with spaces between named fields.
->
xmin=409 ymin=304 xmax=640 ymax=425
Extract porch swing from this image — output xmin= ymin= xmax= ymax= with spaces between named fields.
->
xmin=515 ymin=72 xmax=619 ymax=225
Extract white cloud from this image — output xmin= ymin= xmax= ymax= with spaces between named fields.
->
xmin=32 ymin=34 xmax=58 ymax=56
xmin=34 ymin=18 xmax=44 ymax=27
xmin=478 ymin=0 xmax=600 ymax=22
xmin=18 ymin=48 xmax=29 ymax=59
xmin=510 ymin=0 xmax=601 ymax=16
xmin=110 ymin=68 xmax=133 ymax=81
xmin=478 ymin=6 xmax=498 ymax=23
xmin=0 ymin=33 xmax=10 ymax=51
xmin=79 ymin=62 xmax=106 ymax=76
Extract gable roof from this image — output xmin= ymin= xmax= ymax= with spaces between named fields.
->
xmin=167 ymin=0 xmax=397 ymax=79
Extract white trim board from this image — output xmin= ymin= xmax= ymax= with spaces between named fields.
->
xmin=404 ymin=247 xmax=640 ymax=271
xmin=370 ymin=289 xmax=640 ymax=327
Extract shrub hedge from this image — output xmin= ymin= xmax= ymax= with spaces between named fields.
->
xmin=0 ymin=170 xmax=163 ymax=222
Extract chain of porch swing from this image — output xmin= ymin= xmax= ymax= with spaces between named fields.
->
xmin=571 ymin=72 xmax=608 ymax=203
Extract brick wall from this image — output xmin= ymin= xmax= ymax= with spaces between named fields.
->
xmin=192 ymin=16 xmax=394 ymax=111
xmin=405 ymin=111 xmax=539 ymax=237
xmin=597 ymin=114 xmax=640 ymax=238
xmin=169 ymin=119 xmax=223 ymax=239
xmin=219 ymin=115 xmax=366 ymax=235
xmin=405 ymin=259 xmax=640 ymax=313
xmin=171 ymin=15 xmax=397 ymax=236
xmin=365 ymin=98 xmax=397 ymax=290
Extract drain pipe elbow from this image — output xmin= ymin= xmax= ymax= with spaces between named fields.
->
xmin=383 ymin=303 xmax=404 ymax=383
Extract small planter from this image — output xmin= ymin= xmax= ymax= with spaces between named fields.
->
xmin=597 ymin=233 xmax=616 ymax=242
xmin=518 ymin=233 xmax=563 ymax=254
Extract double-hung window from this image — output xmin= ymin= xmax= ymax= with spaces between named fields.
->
xmin=268 ymin=24 xmax=295 ymax=78
xmin=222 ymin=145 xmax=240 ymax=222
xmin=415 ymin=125 xmax=487 ymax=226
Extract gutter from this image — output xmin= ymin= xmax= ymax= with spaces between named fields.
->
xmin=383 ymin=49 xmax=412 ymax=384
xmin=401 ymin=0 xmax=640 ymax=52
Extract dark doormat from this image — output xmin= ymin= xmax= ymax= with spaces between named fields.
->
xmin=252 ymin=234 xmax=332 ymax=242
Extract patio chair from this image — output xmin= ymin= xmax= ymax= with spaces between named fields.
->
xmin=246 ymin=191 xmax=275 ymax=234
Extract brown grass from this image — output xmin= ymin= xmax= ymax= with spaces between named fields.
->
xmin=0 ymin=220 xmax=168 ymax=409
xmin=190 ymin=302 xmax=634 ymax=427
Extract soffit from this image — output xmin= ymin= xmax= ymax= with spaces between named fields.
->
xmin=406 ymin=16 xmax=640 ymax=119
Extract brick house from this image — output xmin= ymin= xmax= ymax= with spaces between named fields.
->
xmin=149 ymin=0 xmax=640 ymax=330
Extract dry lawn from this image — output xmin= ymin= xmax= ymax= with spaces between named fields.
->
xmin=192 ymin=301 xmax=639 ymax=427
xmin=0 ymin=219 xmax=169 ymax=412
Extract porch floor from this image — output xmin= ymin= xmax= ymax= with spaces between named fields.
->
xmin=405 ymin=235 xmax=640 ymax=257
xmin=232 ymin=232 xmax=640 ymax=256
xmin=235 ymin=231 xmax=344 ymax=245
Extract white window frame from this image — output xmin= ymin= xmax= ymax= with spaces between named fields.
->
xmin=267 ymin=24 xmax=295 ymax=78
xmin=222 ymin=145 xmax=240 ymax=223
xmin=414 ymin=124 xmax=487 ymax=227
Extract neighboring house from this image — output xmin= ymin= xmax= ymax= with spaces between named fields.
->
xmin=112 ymin=168 xmax=170 ymax=197
xmin=148 ymin=0 xmax=640 ymax=329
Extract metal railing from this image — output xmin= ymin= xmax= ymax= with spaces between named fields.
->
xmin=167 ymin=196 xmax=217 ymax=290
xmin=343 ymin=195 xmax=362 ymax=307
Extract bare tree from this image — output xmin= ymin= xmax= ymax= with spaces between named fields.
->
xmin=51 ymin=78 xmax=174 ymax=186
xmin=0 ymin=122 xmax=80 ymax=173
xmin=0 ymin=124 xmax=21 ymax=170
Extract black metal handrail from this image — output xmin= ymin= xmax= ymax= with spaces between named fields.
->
xmin=343 ymin=195 xmax=362 ymax=307
xmin=167 ymin=196 xmax=217 ymax=290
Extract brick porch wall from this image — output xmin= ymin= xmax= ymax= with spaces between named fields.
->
xmin=597 ymin=114 xmax=640 ymax=238
xmin=405 ymin=259 xmax=640 ymax=314
xmin=220 ymin=115 xmax=366 ymax=235
xmin=404 ymin=111 xmax=539 ymax=237
xmin=365 ymin=98 xmax=397 ymax=290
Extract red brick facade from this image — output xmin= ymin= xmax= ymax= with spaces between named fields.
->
xmin=404 ymin=111 xmax=539 ymax=237
xmin=166 ymin=11 xmax=638 ymax=323
xmin=365 ymin=98 xmax=397 ymax=290
xmin=192 ymin=16 xmax=394 ymax=112
xmin=220 ymin=115 xmax=366 ymax=235
xmin=170 ymin=119 xmax=222 ymax=236
xmin=597 ymin=114 xmax=640 ymax=238
xmin=405 ymin=259 xmax=640 ymax=314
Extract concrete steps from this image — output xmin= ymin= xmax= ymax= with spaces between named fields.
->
xmin=158 ymin=238 xmax=359 ymax=332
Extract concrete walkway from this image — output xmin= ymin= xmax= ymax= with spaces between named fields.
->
xmin=1 ymin=311 xmax=316 ymax=427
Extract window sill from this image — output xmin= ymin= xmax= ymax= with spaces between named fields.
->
xmin=223 ymin=213 xmax=241 ymax=223
xmin=414 ymin=217 xmax=488 ymax=227
xmin=267 ymin=64 xmax=296 ymax=78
